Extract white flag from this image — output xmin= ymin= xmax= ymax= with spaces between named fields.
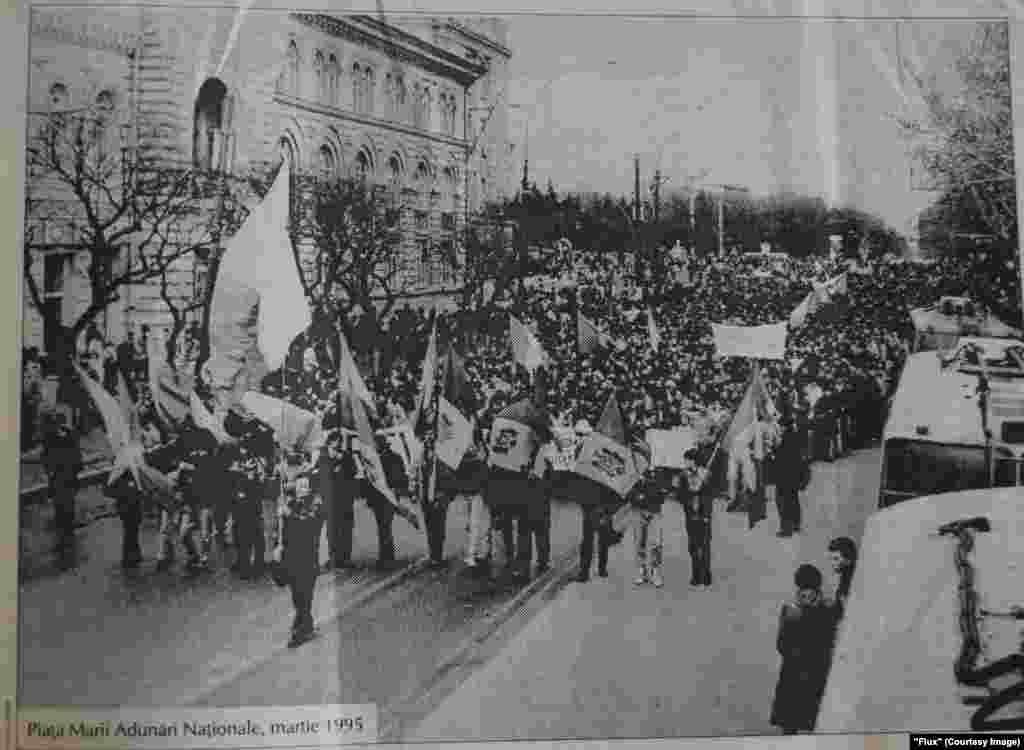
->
xmin=647 ymin=307 xmax=662 ymax=351
xmin=789 ymin=293 xmax=813 ymax=329
xmin=509 ymin=315 xmax=548 ymax=373
xmin=207 ymin=160 xmax=311 ymax=405
xmin=338 ymin=329 xmax=375 ymax=409
xmin=435 ymin=396 xmax=474 ymax=470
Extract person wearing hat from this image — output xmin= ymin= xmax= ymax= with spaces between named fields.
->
xmin=40 ymin=407 xmax=82 ymax=570
xmin=769 ymin=564 xmax=838 ymax=735
xmin=275 ymin=471 xmax=324 ymax=648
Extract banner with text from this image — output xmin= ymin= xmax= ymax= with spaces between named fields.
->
xmin=18 ymin=705 xmax=377 ymax=749
xmin=711 ymin=322 xmax=787 ymax=360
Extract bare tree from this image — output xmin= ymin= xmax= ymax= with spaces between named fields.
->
xmin=25 ymin=105 xmax=250 ymax=381
xmin=899 ymin=22 xmax=1016 ymax=242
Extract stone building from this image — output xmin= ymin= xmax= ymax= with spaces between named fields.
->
xmin=23 ymin=8 xmax=512 ymax=355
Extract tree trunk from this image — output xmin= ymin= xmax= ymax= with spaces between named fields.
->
xmin=194 ymin=255 xmax=221 ymax=381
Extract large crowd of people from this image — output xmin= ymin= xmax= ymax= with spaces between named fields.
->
xmin=27 ymin=241 xmax=1020 ymax=654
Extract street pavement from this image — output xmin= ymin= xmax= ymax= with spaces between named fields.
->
xmin=407 ymin=447 xmax=881 ymax=742
xmin=18 ymin=489 xmax=582 ymax=710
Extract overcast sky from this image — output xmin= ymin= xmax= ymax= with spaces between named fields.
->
xmin=499 ymin=16 xmax=988 ymax=234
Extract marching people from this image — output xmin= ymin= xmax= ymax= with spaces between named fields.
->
xmin=520 ymin=435 xmax=555 ymax=578
xmin=318 ymin=428 xmax=358 ymax=570
xmin=680 ymin=448 xmax=713 ymax=588
xmin=465 ymin=394 xmax=506 ymax=576
xmin=770 ymin=564 xmax=839 ymax=735
xmin=40 ymin=407 xmax=82 ymax=570
xmin=224 ymin=411 xmax=275 ymax=580
xmin=274 ymin=470 xmax=324 ymax=649
xmin=629 ymin=467 xmax=665 ymax=588
xmin=772 ymin=415 xmax=810 ymax=538
xmin=576 ymin=483 xmax=616 ymax=583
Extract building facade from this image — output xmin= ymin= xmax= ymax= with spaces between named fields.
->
xmin=23 ymin=8 xmax=512 ymax=354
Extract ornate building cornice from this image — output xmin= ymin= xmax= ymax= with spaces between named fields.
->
xmin=442 ymin=20 xmax=511 ymax=60
xmin=31 ymin=11 xmax=140 ymax=57
xmin=291 ymin=13 xmax=487 ymax=87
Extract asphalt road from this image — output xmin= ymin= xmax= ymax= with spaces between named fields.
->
xmin=18 ymin=491 xmax=583 ymax=713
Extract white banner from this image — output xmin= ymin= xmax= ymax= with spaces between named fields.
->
xmin=18 ymin=705 xmax=377 ymax=749
xmin=645 ymin=428 xmax=697 ymax=469
xmin=711 ymin=322 xmax=787 ymax=360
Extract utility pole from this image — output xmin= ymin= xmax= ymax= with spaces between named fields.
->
xmin=653 ymin=168 xmax=661 ymax=223
xmin=634 ymin=154 xmax=641 ymax=223
xmin=717 ymin=192 xmax=725 ymax=257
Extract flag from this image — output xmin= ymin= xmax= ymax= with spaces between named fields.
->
xmin=509 ymin=315 xmax=548 ymax=373
xmin=412 ymin=319 xmax=438 ymax=433
xmin=75 ymin=365 xmax=130 ymax=456
xmin=789 ymin=293 xmax=813 ymax=329
xmin=75 ymin=365 xmax=174 ymax=501
xmin=337 ymin=328 xmax=374 ymax=409
xmin=189 ymin=391 xmax=233 ymax=444
xmin=577 ymin=313 xmax=615 ymax=354
xmin=720 ymin=365 xmax=780 ymax=494
xmin=435 ymin=396 xmax=474 ymax=470
xmin=207 ymin=159 xmax=311 ymax=408
xmin=488 ymin=399 xmax=550 ymax=473
xmin=573 ymin=395 xmax=649 ymax=498
xmin=150 ymin=366 xmax=193 ymax=426
xmin=434 ymin=345 xmax=476 ymax=470
xmin=712 ymin=322 xmax=787 ymax=360
xmin=647 ymin=307 xmax=662 ymax=352
xmin=645 ymin=427 xmax=697 ymax=469
xmin=340 ymin=389 xmax=420 ymax=529
xmin=240 ymin=391 xmax=322 ymax=453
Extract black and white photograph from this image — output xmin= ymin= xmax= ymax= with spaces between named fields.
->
xmin=13 ymin=1 xmax=1024 ymax=743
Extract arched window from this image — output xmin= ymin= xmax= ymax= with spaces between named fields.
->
xmin=395 ymin=75 xmax=406 ymax=120
xmin=327 ymin=54 xmax=340 ymax=106
xmin=352 ymin=63 xmax=363 ymax=112
xmin=279 ymin=136 xmax=297 ymax=170
xmin=193 ymin=78 xmax=228 ymax=171
xmin=421 ymin=88 xmax=432 ymax=130
xmin=281 ymin=41 xmax=300 ymax=95
xmin=363 ymin=66 xmax=375 ymax=114
xmin=317 ymin=144 xmax=336 ymax=182
xmin=353 ymin=149 xmax=370 ymax=182
xmin=412 ymin=84 xmax=424 ymax=128
xmin=446 ymin=96 xmax=458 ymax=136
xmin=313 ymin=50 xmax=325 ymax=101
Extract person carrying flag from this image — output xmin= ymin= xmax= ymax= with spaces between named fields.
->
xmin=224 ymin=410 xmax=275 ymax=579
xmin=628 ymin=466 xmax=665 ymax=588
xmin=464 ymin=392 xmax=506 ymax=577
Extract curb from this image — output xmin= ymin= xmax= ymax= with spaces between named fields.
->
xmin=379 ymin=551 xmax=577 ymax=741
xmin=180 ymin=557 xmax=430 ymax=707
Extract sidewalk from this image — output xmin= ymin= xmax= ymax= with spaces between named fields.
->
xmin=408 ymin=448 xmax=881 ymax=742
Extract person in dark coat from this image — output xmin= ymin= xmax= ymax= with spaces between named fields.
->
xmin=318 ymin=431 xmax=359 ymax=569
xmin=224 ymin=413 xmax=275 ymax=580
xmin=40 ymin=408 xmax=82 ymax=570
xmin=275 ymin=472 xmax=324 ymax=649
xmin=365 ymin=436 xmax=403 ymax=568
xmin=770 ymin=564 xmax=839 ymax=734
xmin=772 ymin=417 xmax=810 ymax=538
xmin=576 ymin=480 xmax=618 ymax=583
xmin=680 ymin=448 xmax=713 ymax=588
